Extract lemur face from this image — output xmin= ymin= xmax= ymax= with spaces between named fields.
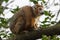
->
xmin=33 ymin=4 xmax=44 ymax=17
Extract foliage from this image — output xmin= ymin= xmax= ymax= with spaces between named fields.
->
xmin=30 ymin=0 xmax=46 ymax=4
xmin=0 ymin=0 xmax=60 ymax=40
xmin=41 ymin=10 xmax=56 ymax=28
xmin=4 ymin=0 xmax=9 ymax=3
xmin=0 ymin=0 xmax=14 ymax=39
xmin=11 ymin=6 xmax=20 ymax=13
xmin=42 ymin=35 xmax=60 ymax=40
xmin=30 ymin=0 xmax=57 ymax=28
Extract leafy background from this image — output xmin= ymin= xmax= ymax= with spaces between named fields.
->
xmin=0 ymin=0 xmax=60 ymax=40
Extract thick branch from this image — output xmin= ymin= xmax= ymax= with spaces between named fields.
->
xmin=14 ymin=22 xmax=60 ymax=40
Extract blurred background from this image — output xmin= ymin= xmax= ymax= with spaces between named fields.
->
xmin=0 ymin=0 xmax=60 ymax=40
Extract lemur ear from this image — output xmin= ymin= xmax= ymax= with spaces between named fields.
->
xmin=36 ymin=4 xmax=43 ymax=8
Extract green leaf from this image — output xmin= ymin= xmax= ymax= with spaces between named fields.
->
xmin=11 ymin=11 xmax=15 ymax=13
xmin=30 ymin=0 xmax=35 ymax=2
xmin=33 ymin=1 xmax=38 ymax=4
xmin=11 ymin=6 xmax=19 ymax=13
xmin=0 ymin=6 xmax=4 ymax=14
xmin=0 ymin=0 xmax=3 ymax=5
xmin=3 ymin=35 xmax=7 ymax=38
xmin=45 ymin=17 xmax=49 ymax=21
xmin=30 ymin=0 xmax=38 ymax=4
xmin=0 ymin=17 xmax=8 ymax=28
xmin=52 ymin=35 xmax=57 ymax=40
xmin=42 ymin=35 xmax=48 ymax=40
xmin=51 ymin=15 xmax=55 ymax=18
xmin=1 ymin=30 xmax=4 ymax=32
xmin=42 ymin=0 xmax=45 ymax=3
xmin=30 ymin=0 xmax=38 ymax=1
xmin=41 ymin=21 xmax=49 ymax=23
xmin=44 ymin=11 xmax=52 ymax=16
xmin=41 ymin=24 xmax=50 ymax=28
xmin=4 ymin=0 xmax=9 ymax=2
xmin=9 ymin=33 xmax=14 ymax=38
xmin=44 ymin=11 xmax=49 ymax=15
xmin=30 ymin=0 xmax=44 ymax=4
xmin=51 ymin=21 xmax=56 ymax=24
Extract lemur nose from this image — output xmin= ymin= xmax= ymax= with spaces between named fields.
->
xmin=41 ymin=12 xmax=44 ymax=15
xmin=40 ymin=10 xmax=44 ymax=15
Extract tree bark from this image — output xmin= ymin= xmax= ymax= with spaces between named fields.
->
xmin=13 ymin=22 xmax=60 ymax=40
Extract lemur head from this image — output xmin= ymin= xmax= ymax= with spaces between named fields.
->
xmin=32 ymin=4 xmax=44 ymax=17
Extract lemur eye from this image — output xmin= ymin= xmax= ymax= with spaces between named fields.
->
xmin=39 ymin=8 xmax=42 ymax=10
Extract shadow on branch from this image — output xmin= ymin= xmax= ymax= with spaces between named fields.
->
xmin=11 ymin=21 xmax=60 ymax=40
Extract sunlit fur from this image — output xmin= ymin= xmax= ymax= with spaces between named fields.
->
xmin=10 ymin=4 xmax=44 ymax=34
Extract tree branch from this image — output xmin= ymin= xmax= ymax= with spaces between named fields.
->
xmin=13 ymin=22 xmax=60 ymax=40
